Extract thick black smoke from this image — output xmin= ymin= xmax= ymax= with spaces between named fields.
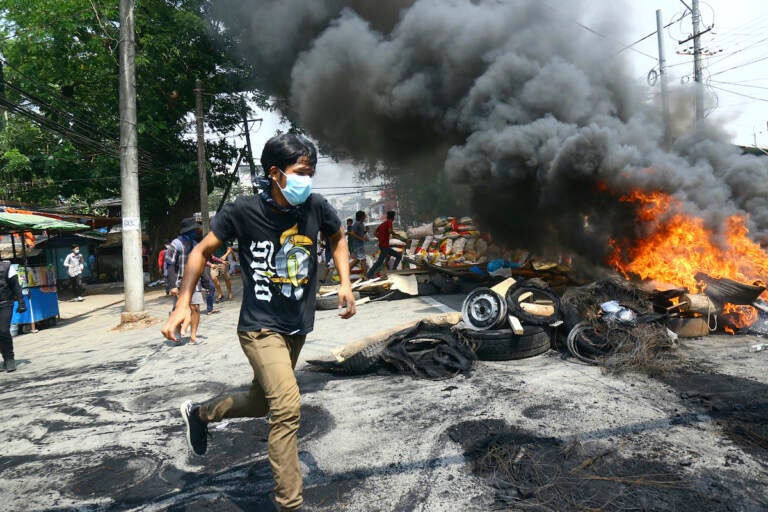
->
xmin=211 ymin=0 xmax=768 ymax=263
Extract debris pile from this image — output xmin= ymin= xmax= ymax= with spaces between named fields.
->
xmin=407 ymin=216 xmax=489 ymax=267
xmin=306 ymin=313 xmax=476 ymax=380
xmin=455 ymin=277 xmax=562 ymax=361
xmin=559 ymin=278 xmax=678 ymax=373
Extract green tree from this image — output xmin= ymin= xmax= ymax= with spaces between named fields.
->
xmin=0 ymin=0 xmax=259 ymax=273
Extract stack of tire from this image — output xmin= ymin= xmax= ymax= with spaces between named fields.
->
xmin=458 ymin=279 xmax=562 ymax=361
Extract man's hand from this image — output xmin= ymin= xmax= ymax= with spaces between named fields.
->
xmin=337 ymin=283 xmax=356 ymax=319
xmin=161 ymin=306 xmax=191 ymax=342
xmin=170 ymin=287 xmax=179 ymax=296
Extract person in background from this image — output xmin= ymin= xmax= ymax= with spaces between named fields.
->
xmin=366 ymin=210 xmax=406 ymax=278
xmin=162 ymin=133 xmax=356 ymax=512
xmin=0 ymin=259 xmax=26 ymax=372
xmin=228 ymin=246 xmax=238 ymax=275
xmin=87 ymin=251 xmax=96 ymax=283
xmin=204 ymin=254 xmax=223 ymax=315
xmin=345 ymin=217 xmax=353 ymax=246
xmin=211 ymin=243 xmax=234 ymax=302
xmin=158 ymin=242 xmax=170 ymax=294
xmin=63 ymin=244 xmax=85 ymax=301
xmin=318 ymin=235 xmax=335 ymax=283
xmin=165 ymin=218 xmax=205 ymax=344
xmin=348 ymin=210 xmax=368 ymax=278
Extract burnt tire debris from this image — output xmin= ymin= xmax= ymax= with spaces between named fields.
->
xmin=307 ymin=319 xmax=475 ymax=380
xmin=559 ymin=278 xmax=678 ymax=371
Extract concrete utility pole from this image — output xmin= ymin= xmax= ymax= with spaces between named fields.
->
xmin=194 ymin=79 xmax=209 ymax=234
xmin=118 ymin=0 xmax=146 ymax=322
xmin=0 ymin=52 xmax=6 ymax=130
xmin=692 ymin=0 xmax=704 ymax=121
xmin=656 ymin=9 xmax=671 ymax=148
xmin=241 ymin=97 xmax=258 ymax=177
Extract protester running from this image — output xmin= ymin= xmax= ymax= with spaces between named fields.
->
xmin=161 ymin=133 xmax=356 ymax=512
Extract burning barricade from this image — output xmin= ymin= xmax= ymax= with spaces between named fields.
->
xmin=310 ymin=189 xmax=768 ymax=378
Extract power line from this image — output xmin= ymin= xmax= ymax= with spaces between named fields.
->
xmin=538 ymin=2 xmax=657 ymax=61
xmin=617 ymin=10 xmax=690 ymax=56
xmin=709 ymin=54 xmax=768 ymax=77
xmin=706 ymin=35 xmax=768 ymax=69
xmin=710 ymin=80 xmax=768 ymax=92
xmin=709 ymin=84 xmax=768 ymax=103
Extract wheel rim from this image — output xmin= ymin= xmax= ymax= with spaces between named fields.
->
xmin=462 ymin=288 xmax=507 ymax=330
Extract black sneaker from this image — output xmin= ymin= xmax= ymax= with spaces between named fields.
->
xmin=5 ymin=359 xmax=16 ymax=372
xmin=180 ymin=400 xmax=209 ymax=455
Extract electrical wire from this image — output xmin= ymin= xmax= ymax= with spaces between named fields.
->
xmin=537 ymin=2 xmax=657 ymax=61
xmin=709 ymin=54 xmax=768 ymax=78
xmin=616 ymin=10 xmax=690 ymax=56
xmin=710 ymin=80 xmax=768 ymax=92
xmin=709 ymin=84 xmax=768 ymax=103
xmin=705 ymin=35 xmax=768 ymax=69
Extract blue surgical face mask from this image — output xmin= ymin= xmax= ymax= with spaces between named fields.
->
xmin=277 ymin=169 xmax=312 ymax=205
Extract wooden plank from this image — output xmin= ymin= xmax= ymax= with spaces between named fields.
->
xmin=508 ymin=315 xmax=524 ymax=334
xmin=490 ymin=277 xmax=517 ymax=296
xmin=517 ymin=291 xmax=533 ymax=302
xmin=519 ymin=302 xmax=555 ymax=316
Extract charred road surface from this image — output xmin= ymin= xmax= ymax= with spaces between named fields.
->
xmin=1 ymin=289 xmax=767 ymax=511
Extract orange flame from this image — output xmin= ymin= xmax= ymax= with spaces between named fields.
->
xmin=609 ymin=190 xmax=768 ymax=331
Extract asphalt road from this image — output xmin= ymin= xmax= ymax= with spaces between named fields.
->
xmin=1 ymin=283 xmax=767 ymax=511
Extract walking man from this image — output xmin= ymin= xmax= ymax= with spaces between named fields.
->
xmin=211 ymin=243 xmax=234 ymax=302
xmin=161 ymin=134 xmax=356 ymax=512
xmin=348 ymin=210 xmax=368 ymax=278
xmin=165 ymin=217 xmax=205 ymax=344
xmin=0 ymin=260 xmax=26 ymax=372
xmin=366 ymin=210 xmax=405 ymax=278
xmin=63 ymin=244 xmax=85 ymax=301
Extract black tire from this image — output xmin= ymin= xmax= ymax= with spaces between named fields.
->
xmin=306 ymin=339 xmax=386 ymax=374
xmin=505 ymin=280 xmax=562 ymax=326
xmin=458 ymin=326 xmax=551 ymax=361
xmin=417 ymin=282 xmax=439 ymax=296
xmin=431 ymin=273 xmax=460 ymax=294
xmin=316 ymin=291 xmax=361 ymax=311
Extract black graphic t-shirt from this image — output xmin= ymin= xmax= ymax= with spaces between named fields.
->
xmin=212 ymin=193 xmax=341 ymax=334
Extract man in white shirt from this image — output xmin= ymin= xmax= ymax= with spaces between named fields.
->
xmin=63 ymin=244 xmax=85 ymax=301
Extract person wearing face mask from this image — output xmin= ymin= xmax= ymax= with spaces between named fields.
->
xmin=63 ymin=244 xmax=85 ymax=301
xmin=165 ymin=217 xmax=205 ymax=344
xmin=162 ymin=133 xmax=356 ymax=512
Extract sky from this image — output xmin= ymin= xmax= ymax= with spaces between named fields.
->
xmin=228 ymin=0 xmax=768 ymax=192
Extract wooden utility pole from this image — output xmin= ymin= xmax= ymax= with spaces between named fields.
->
xmin=194 ymin=79 xmax=209 ymax=233
xmin=118 ymin=0 xmax=146 ymax=322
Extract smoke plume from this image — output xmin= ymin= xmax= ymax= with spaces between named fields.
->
xmin=211 ymin=0 xmax=768 ymax=263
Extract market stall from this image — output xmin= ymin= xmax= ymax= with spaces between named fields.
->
xmin=0 ymin=211 xmax=91 ymax=331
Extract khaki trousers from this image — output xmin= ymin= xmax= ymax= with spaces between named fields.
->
xmin=200 ymin=330 xmax=305 ymax=510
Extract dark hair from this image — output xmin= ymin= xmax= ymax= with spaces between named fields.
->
xmin=386 ymin=211 xmax=395 ymax=220
xmin=261 ymin=133 xmax=317 ymax=176
xmin=346 ymin=218 xmax=353 ymax=224
xmin=72 ymin=244 xmax=79 ymax=249
xmin=355 ymin=210 xmax=366 ymax=221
